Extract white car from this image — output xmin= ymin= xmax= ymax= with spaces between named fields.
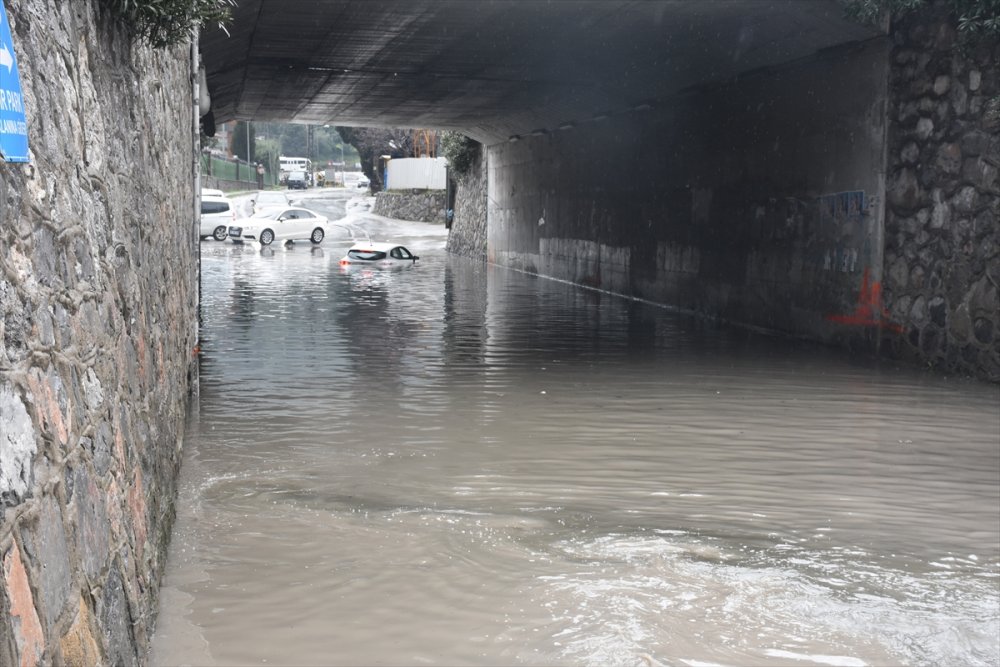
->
xmin=251 ymin=190 xmax=290 ymax=213
xmin=338 ymin=242 xmax=420 ymax=267
xmin=228 ymin=207 xmax=331 ymax=246
xmin=200 ymin=194 xmax=236 ymax=241
xmin=201 ymin=188 xmax=225 ymax=198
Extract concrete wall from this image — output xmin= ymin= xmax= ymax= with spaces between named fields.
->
xmin=0 ymin=1 xmax=198 ymax=665
xmin=880 ymin=8 xmax=999 ymax=380
xmin=486 ymin=39 xmax=891 ymax=348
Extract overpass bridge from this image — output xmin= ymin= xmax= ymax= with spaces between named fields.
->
xmin=201 ymin=0 xmax=877 ymax=143
xmin=200 ymin=0 xmax=997 ymax=377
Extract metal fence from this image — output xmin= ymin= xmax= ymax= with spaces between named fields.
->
xmin=200 ymin=152 xmax=277 ymax=188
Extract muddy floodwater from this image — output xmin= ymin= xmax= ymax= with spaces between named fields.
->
xmin=151 ymin=191 xmax=999 ymax=667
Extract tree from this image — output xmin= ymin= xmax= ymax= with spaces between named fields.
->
xmin=279 ymin=125 xmax=308 ymax=157
xmin=230 ymin=121 xmax=256 ymax=163
xmin=440 ymin=132 xmax=480 ymax=176
xmin=254 ymin=137 xmax=282 ymax=180
xmin=336 ymin=127 xmax=416 ymax=192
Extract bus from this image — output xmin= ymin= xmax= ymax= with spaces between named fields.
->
xmin=278 ymin=156 xmax=312 ymax=183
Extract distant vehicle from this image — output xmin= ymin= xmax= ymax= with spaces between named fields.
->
xmin=228 ymin=207 xmax=331 ymax=246
xmin=286 ymin=170 xmax=308 ymax=190
xmin=200 ymin=194 xmax=236 ymax=241
xmin=252 ymin=190 xmax=289 ymax=213
xmin=338 ymin=242 xmax=419 ymax=267
xmin=356 ymin=175 xmax=370 ymax=189
xmin=279 ymin=156 xmax=311 ymax=173
xmin=279 ymin=156 xmax=312 ymax=185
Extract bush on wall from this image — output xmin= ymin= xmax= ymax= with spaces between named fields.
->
xmin=842 ymin=0 xmax=1000 ymax=40
xmin=440 ymin=132 xmax=480 ymax=176
xmin=100 ymin=0 xmax=235 ymax=48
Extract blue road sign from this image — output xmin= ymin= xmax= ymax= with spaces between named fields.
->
xmin=0 ymin=2 xmax=29 ymax=163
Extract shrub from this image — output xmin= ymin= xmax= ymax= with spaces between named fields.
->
xmin=842 ymin=0 xmax=1000 ymax=40
xmin=100 ymin=0 xmax=235 ymax=48
xmin=440 ymin=132 xmax=479 ymax=176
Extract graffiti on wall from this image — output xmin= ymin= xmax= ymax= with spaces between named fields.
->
xmin=826 ymin=267 xmax=903 ymax=333
xmin=818 ymin=190 xmax=865 ymax=273
xmin=815 ymin=190 xmax=900 ymax=331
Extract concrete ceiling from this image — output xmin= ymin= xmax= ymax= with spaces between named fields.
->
xmin=200 ymin=0 xmax=882 ymax=144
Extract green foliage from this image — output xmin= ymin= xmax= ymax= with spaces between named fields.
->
xmin=843 ymin=0 xmax=922 ymax=25
xmin=230 ymin=120 xmax=255 ymax=162
xmin=253 ymin=137 xmax=282 ymax=177
xmin=100 ymin=0 xmax=235 ymax=48
xmin=953 ymin=0 xmax=1000 ymax=38
xmin=440 ymin=132 xmax=479 ymax=176
xmin=842 ymin=0 xmax=1000 ymax=39
xmin=251 ymin=123 xmax=358 ymax=165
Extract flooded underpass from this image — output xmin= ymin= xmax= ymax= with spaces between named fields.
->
xmin=151 ymin=190 xmax=999 ymax=667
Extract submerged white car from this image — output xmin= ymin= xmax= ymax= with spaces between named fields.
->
xmin=338 ymin=242 xmax=420 ymax=267
xmin=229 ymin=207 xmax=331 ymax=245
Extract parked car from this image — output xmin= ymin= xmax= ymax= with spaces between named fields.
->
xmin=251 ymin=190 xmax=290 ymax=213
xmin=286 ymin=170 xmax=308 ymax=189
xmin=228 ymin=207 xmax=331 ymax=246
xmin=201 ymin=188 xmax=225 ymax=198
xmin=338 ymin=242 xmax=419 ymax=267
xmin=200 ymin=194 xmax=236 ymax=241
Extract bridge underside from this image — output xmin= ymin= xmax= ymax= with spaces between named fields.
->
xmin=201 ymin=0 xmax=879 ymax=144
xmin=201 ymin=3 xmax=998 ymax=380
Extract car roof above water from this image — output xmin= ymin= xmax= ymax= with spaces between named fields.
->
xmin=348 ymin=241 xmax=403 ymax=252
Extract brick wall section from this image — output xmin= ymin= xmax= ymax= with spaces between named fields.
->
xmin=882 ymin=7 xmax=1000 ymax=380
xmin=0 ymin=1 xmax=198 ymax=665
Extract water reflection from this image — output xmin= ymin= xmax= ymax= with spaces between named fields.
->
xmin=153 ymin=197 xmax=999 ymax=667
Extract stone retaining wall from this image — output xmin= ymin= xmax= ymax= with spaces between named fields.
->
xmin=202 ymin=175 xmax=257 ymax=193
xmin=373 ymin=190 xmax=448 ymax=223
xmin=881 ymin=6 xmax=999 ymax=380
xmin=445 ymin=148 xmax=488 ymax=261
xmin=0 ymin=1 xmax=198 ymax=665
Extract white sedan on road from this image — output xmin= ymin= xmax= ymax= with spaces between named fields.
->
xmin=228 ymin=207 xmax=332 ymax=246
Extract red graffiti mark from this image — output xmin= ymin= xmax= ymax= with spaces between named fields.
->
xmin=826 ymin=268 xmax=904 ymax=333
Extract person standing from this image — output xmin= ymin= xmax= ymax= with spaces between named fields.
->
xmin=256 ymin=162 xmax=265 ymax=189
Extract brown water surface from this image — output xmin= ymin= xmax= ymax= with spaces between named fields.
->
xmin=151 ymin=191 xmax=1000 ymax=667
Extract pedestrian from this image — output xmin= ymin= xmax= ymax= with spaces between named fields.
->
xmin=256 ymin=163 xmax=265 ymax=189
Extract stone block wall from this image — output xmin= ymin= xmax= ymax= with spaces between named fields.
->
xmin=446 ymin=148 xmax=488 ymax=261
xmin=373 ymin=190 xmax=448 ymax=223
xmin=0 ymin=1 xmax=198 ymax=665
xmin=882 ymin=7 xmax=1000 ymax=380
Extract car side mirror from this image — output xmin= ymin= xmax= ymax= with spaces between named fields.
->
xmin=412 ymin=256 xmax=419 ymax=261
